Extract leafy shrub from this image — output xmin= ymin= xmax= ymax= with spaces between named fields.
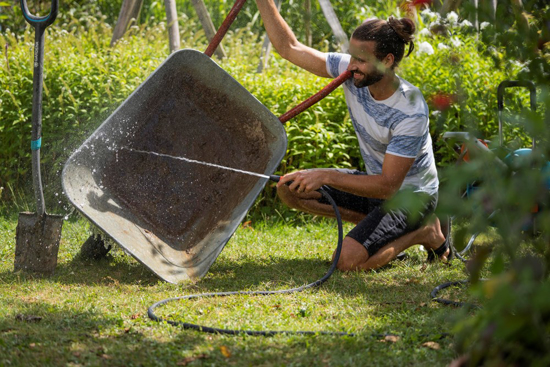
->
xmin=0 ymin=12 xmax=170 ymax=205
xmin=401 ymin=8 xmax=533 ymax=166
xmin=0 ymin=2 xmax=536 ymax=214
xmin=431 ymin=3 xmax=550 ymax=365
xmin=0 ymin=10 xmax=359 ymax=210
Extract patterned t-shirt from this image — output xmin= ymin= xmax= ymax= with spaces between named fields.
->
xmin=326 ymin=52 xmax=438 ymax=195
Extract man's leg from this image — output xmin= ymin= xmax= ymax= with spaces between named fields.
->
xmin=277 ymin=183 xmax=367 ymax=224
xmin=334 ymin=216 xmax=448 ymax=271
xmin=277 ymin=181 xmax=449 ymax=271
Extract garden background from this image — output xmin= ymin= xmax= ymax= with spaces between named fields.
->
xmin=1 ymin=0 xmax=549 ymax=365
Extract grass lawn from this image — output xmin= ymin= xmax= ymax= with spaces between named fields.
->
xmin=0 ymin=210 xmax=479 ymax=366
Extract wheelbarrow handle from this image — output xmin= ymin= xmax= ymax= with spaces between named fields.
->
xmin=279 ymin=70 xmax=353 ymax=123
xmin=204 ymin=0 xmax=247 ymax=57
xmin=20 ymin=0 xmax=59 ymax=30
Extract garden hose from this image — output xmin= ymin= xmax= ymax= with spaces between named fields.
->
xmin=147 ymin=186 xmax=362 ymax=336
xmin=147 ymin=186 xmax=467 ymax=337
xmin=431 ymin=226 xmax=480 ymax=309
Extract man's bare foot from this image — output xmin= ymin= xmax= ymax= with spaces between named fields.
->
xmin=420 ymin=216 xmax=451 ymax=262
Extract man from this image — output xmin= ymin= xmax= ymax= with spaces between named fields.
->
xmin=256 ymin=1 xmax=451 ymax=271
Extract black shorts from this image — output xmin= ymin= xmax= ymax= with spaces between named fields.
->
xmin=317 ymin=169 xmax=438 ymax=257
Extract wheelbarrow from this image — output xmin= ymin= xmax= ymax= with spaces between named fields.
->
xmin=62 ymin=0 xmax=351 ymax=283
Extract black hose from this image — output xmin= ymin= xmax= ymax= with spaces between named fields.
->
xmin=147 ymin=186 xmax=469 ymax=337
xmin=148 ymin=187 xmax=355 ymax=336
xmin=430 ymin=279 xmax=480 ymax=309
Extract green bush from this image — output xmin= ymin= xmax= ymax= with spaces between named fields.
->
xmin=433 ymin=3 xmax=550 ymax=365
xmin=401 ymin=8 xmax=533 ymax=166
xmin=0 ymin=2 xmax=535 ymax=213
xmin=0 ymin=15 xmax=169 ymax=204
xmin=0 ymin=10 xmax=359 ymax=209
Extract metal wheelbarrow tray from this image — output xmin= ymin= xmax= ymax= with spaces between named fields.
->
xmin=62 ymin=49 xmax=287 ymax=283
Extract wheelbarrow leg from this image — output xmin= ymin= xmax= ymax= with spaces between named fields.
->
xmin=80 ymin=233 xmax=112 ymax=260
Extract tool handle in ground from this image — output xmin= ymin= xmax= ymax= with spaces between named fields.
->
xmin=20 ymin=0 xmax=59 ymax=29
xmin=21 ymin=0 xmax=59 ymax=216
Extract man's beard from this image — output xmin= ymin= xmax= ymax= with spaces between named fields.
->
xmin=352 ymin=70 xmax=384 ymax=88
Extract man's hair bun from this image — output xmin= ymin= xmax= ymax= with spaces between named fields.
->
xmin=387 ymin=17 xmax=415 ymax=57
xmin=352 ymin=16 xmax=416 ymax=68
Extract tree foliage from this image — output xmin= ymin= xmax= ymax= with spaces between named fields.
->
xmin=431 ymin=1 xmax=550 ymax=365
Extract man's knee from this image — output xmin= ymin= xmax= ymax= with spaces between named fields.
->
xmin=276 ymin=185 xmax=298 ymax=209
xmin=334 ymin=237 xmax=370 ymax=271
xmin=276 ymin=185 xmax=322 ymax=211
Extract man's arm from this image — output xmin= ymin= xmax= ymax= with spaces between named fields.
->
xmin=256 ymin=0 xmax=331 ymax=77
xmin=279 ymin=154 xmax=415 ymax=200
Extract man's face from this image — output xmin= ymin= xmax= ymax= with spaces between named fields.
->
xmin=347 ymin=38 xmax=389 ymax=88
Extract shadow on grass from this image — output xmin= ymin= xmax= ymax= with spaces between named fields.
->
xmin=0 ymin=254 xmax=161 ymax=287
xmin=0 ymin=297 xmax=454 ymax=367
xmin=1 ymin=250 xmax=440 ymax=302
xmin=0 ymin=298 xmax=220 ymax=366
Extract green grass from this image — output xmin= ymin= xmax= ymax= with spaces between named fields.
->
xmin=0 ymin=210 xmax=480 ymax=366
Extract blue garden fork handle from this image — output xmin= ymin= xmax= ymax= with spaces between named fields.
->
xmin=20 ymin=0 xmax=59 ymax=216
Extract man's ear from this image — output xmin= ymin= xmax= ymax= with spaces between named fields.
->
xmin=384 ymin=53 xmax=395 ymax=68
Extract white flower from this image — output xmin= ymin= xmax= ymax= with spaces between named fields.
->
xmin=511 ymin=60 xmax=528 ymax=69
xmin=417 ymin=41 xmax=435 ymax=55
xmin=450 ymin=37 xmax=462 ymax=47
xmin=421 ymin=8 xmax=439 ymax=21
xmin=480 ymin=22 xmax=491 ymax=30
xmin=446 ymin=11 xmax=459 ymax=25
xmin=419 ymin=28 xmax=432 ymax=37
xmin=460 ymin=19 xmax=473 ymax=28
xmin=438 ymin=43 xmax=450 ymax=50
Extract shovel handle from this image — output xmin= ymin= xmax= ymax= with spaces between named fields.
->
xmin=20 ymin=0 xmax=59 ymax=30
xmin=21 ymin=0 xmax=59 ymax=216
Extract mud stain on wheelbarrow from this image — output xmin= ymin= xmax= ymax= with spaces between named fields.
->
xmin=101 ymin=72 xmax=276 ymax=251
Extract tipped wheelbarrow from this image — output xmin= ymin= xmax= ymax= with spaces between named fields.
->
xmin=14 ymin=0 xmax=64 ymax=274
xmin=63 ymin=49 xmax=287 ymax=283
xmin=62 ymin=0 xmax=350 ymax=283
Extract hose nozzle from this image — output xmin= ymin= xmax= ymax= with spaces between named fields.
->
xmin=269 ymin=175 xmax=281 ymax=183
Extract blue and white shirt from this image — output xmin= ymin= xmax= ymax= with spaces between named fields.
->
xmin=326 ymin=52 xmax=438 ymax=196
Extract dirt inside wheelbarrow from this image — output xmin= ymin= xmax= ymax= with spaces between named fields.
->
xmin=101 ymin=72 xmax=276 ymax=251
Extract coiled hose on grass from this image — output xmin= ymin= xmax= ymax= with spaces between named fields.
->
xmin=148 ymin=188 xmax=473 ymax=336
xmin=147 ymin=187 xmax=357 ymax=336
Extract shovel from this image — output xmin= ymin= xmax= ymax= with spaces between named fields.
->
xmin=14 ymin=0 xmax=63 ymax=274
